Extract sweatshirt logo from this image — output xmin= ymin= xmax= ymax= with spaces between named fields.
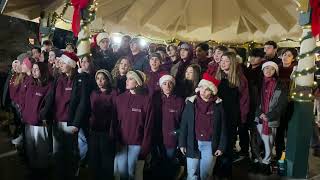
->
xmin=169 ymin=109 xmax=177 ymax=113
xmin=35 ymin=92 xmax=43 ymax=97
xmin=132 ymin=108 xmax=142 ymax=112
xmin=65 ymin=87 xmax=72 ymax=91
xmin=206 ymin=111 xmax=214 ymax=115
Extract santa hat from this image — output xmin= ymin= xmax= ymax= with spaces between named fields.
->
xmin=59 ymin=52 xmax=79 ymax=68
xmin=195 ymin=72 xmax=220 ymax=95
xmin=262 ymin=61 xmax=279 ymax=75
xmin=159 ymin=74 xmax=175 ymax=86
xmin=127 ymin=70 xmax=146 ymax=86
xmin=96 ymin=32 xmax=109 ymax=45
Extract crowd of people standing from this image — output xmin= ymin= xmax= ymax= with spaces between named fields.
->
xmin=1 ymin=32 xmax=320 ymax=180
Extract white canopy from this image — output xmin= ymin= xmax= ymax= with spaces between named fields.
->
xmin=3 ymin=0 xmax=302 ymax=43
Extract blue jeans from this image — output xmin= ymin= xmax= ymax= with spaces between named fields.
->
xmin=166 ymin=148 xmax=176 ymax=159
xmin=187 ymin=141 xmax=216 ymax=180
xmin=78 ymin=129 xmax=88 ymax=161
xmin=114 ymin=145 xmax=141 ymax=179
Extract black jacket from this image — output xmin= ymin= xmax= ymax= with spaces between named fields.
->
xmin=40 ymin=73 xmax=91 ymax=128
xmin=92 ymin=47 xmax=117 ymax=72
xmin=1 ymin=68 xmax=12 ymax=108
xmin=178 ymin=95 xmax=227 ymax=158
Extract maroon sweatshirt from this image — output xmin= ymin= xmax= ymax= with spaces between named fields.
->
xmin=54 ymin=76 xmax=73 ymax=122
xmin=116 ymin=91 xmax=154 ymax=159
xmin=195 ymin=96 xmax=215 ymax=141
xmin=17 ymin=75 xmax=33 ymax=110
xmin=161 ymin=94 xmax=184 ymax=148
xmin=89 ymin=90 xmax=117 ymax=133
xmin=22 ymin=81 xmax=53 ymax=125
xmin=146 ymin=70 xmax=166 ymax=95
xmin=206 ymin=62 xmax=219 ymax=77
xmin=8 ymin=73 xmax=21 ymax=104
xmin=279 ymin=62 xmax=297 ymax=90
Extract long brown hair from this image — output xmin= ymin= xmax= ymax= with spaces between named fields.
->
xmin=185 ymin=63 xmax=201 ymax=89
xmin=215 ymin=52 xmax=241 ymax=87
xmin=111 ymin=56 xmax=132 ymax=78
xmin=14 ymin=57 xmax=35 ymax=86
xmin=80 ymin=55 xmax=95 ymax=75
xmin=33 ymin=62 xmax=51 ymax=86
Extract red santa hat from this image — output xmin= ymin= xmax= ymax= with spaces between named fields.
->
xmin=59 ymin=52 xmax=79 ymax=68
xmin=195 ymin=72 xmax=220 ymax=95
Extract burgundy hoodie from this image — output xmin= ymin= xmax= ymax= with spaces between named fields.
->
xmin=54 ymin=75 xmax=73 ymax=122
xmin=146 ymin=70 xmax=166 ymax=95
xmin=116 ymin=91 xmax=154 ymax=159
xmin=206 ymin=62 xmax=219 ymax=77
xmin=22 ymin=80 xmax=53 ymax=125
xmin=17 ymin=75 xmax=33 ymax=109
xmin=195 ymin=96 xmax=215 ymax=141
xmin=161 ymin=94 xmax=184 ymax=148
xmin=8 ymin=73 xmax=21 ymax=104
xmin=89 ymin=90 xmax=118 ymax=134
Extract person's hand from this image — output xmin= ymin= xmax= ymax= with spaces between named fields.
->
xmin=180 ymin=147 xmax=187 ymax=155
xmin=259 ymin=113 xmax=267 ymax=120
xmin=42 ymin=120 xmax=48 ymax=127
xmin=214 ymin=150 xmax=223 ymax=156
xmin=71 ymin=127 xmax=79 ymax=134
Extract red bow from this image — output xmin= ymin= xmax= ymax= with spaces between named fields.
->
xmin=71 ymin=0 xmax=90 ymax=37
xmin=311 ymin=0 xmax=320 ymax=37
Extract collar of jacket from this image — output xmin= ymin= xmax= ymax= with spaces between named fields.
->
xmin=185 ymin=95 xmax=222 ymax=104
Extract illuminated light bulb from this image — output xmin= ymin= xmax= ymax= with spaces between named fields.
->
xmin=291 ymin=96 xmax=295 ymax=99
xmin=298 ymin=74 xmax=302 ymax=76
xmin=300 ymin=93 xmax=303 ymax=97
xmin=112 ymin=36 xmax=122 ymax=45
xmin=306 ymin=68 xmax=309 ymax=71
xmin=293 ymin=92 xmax=297 ymax=95
xmin=90 ymin=53 xmax=92 ymax=56
xmin=309 ymin=94 xmax=312 ymax=97
xmin=140 ymin=39 xmax=147 ymax=47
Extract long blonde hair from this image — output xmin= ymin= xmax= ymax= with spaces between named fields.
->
xmin=215 ymin=52 xmax=241 ymax=87
xmin=111 ymin=56 xmax=132 ymax=79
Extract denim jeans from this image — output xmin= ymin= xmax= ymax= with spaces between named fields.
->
xmin=114 ymin=145 xmax=142 ymax=180
xmin=186 ymin=141 xmax=216 ymax=180
xmin=78 ymin=129 xmax=88 ymax=161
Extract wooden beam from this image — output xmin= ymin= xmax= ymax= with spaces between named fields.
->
xmin=4 ymin=2 xmax=38 ymax=12
xmin=257 ymin=0 xmax=296 ymax=31
xmin=236 ymin=16 xmax=247 ymax=34
xmin=140 ymin=0 xmax=167 ymax=26
xmin=242 ymin=16 xmax=258 ymax=34
xmin=115 ymin=0 xmax=136 ymax=24
xmin=211 ymin=0 xmax=215 ymax=33
xmin=234 ymin=0 xmax=269 ymax=33
xmin=102 ymin=1 xmax=133 ymax=19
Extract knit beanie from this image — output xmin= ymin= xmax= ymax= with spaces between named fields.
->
xmin=262 ymin=61 xmax=279 ymax=75
xmin=159 ymin=74 xmax=176 ymax=86
xmin=95 ymin=69 xmax=113 ymax=84
xmin=126 ymin=70 xmax=146 ymax=86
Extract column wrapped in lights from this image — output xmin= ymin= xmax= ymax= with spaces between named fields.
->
xmin=75 ymin=0 xmax=98 ymax=58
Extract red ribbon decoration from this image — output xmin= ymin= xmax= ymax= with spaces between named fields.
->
xmin=311 ymin=0 xmax=320 ymax=37
xmin=71 ymin=0 xmax=90 ymax=37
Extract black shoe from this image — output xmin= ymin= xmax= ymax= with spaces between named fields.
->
xmin=239 ymin=151 xmax=249 ymax=158
xmin=313 ymin=149 xmax=320 ymax=157
xmin=248 ymin=162 xmax=260 ymax=173
xmin=260 ymin=164 xmax=272 ymax=175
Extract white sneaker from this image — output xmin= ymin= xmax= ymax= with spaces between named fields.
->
xmin=11 ymin=134 xmax=23 ymax=145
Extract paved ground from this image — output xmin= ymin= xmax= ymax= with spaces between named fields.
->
xmin=0 ymin=129 xmax=319 ymax=180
